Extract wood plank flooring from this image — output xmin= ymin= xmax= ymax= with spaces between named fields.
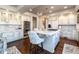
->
xmin=54 ymin=37 xmax=78 ymax=54
xmin=7 ymin=37 xmax=79 ymax=54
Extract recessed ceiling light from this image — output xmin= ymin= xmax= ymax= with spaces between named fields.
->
xmin=29 ymin=8 xmax=32 ymax=11
xmin=64 ymin=6 xmax=68 ymax=9
xmin=51 ymin=6 xmax=54 ymax=9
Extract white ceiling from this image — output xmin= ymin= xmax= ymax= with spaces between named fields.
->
xmin=9 ymin=5 xmax=75 ymax=15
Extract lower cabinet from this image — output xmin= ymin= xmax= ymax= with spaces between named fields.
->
xmin=60 ymin=25 xmax=78 ymax=40
xmin=2 ymin=31 xmax=23 ymax=43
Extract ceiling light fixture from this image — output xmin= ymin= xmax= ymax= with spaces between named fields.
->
xmin=64 ymin=6 xmax=68 ymax=9
xmin=51 ymin=6 xmax=54 ymax=9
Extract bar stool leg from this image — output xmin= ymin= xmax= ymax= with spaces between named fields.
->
xmin=41 ymin=42 xmax=43 ymax=51
xmin=29 ymin=43 xmax=32 ymax=54
xmin=35 ymin=45 xmax=37 ymax=54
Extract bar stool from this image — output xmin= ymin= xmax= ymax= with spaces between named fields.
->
xmin=0 ymin=37 xmax=7 ymax=54
xmin=28 ymin=31 xmax=44 ymax=54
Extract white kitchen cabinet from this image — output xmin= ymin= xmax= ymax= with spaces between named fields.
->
xmin=16 ymin=13 xmax=22 ymax=25
xmin=2 ymin=32 xmax=14 ymax=42
xmin=76 ymin=24 xmax=79 ymax=41
xmin=47 ymin=19 xmax=51 ymax=24
xmin=0 ymin=10 xmax=8 ymax=24
xmin=22 ymin=15 xmax=31 ymax=21
xmin=76 ymin=24 xmax=79 ymax=31
xmin=51 ymin=20 xmax=58 ymax=29
xmin=8 ymin=12 xmax=21 ymax=25
xmin=15 ymin=30 xmax=23 ymax=40
xmin=59 ymin=13 xmax=76 ymax=25
xmin=58 ymin=15 xmax=63 ymax=24
xmin=59 ymin=14 xmax=69 ymax=25
xmin=1 ymin=25 xmax=23 ymax=43
xmin=47 ymin=16 xmax=58 ymax=29
xmin=2 ymin=31 xmax=22 ymax=43
xmin=0 ymin=9 xmax=22 ymax=25
xmin=19 ymin=30 xmax=23 ymax=39
xmin=60 ymin=25 xmax=77 ymax=40
xmin=68 ymin=14 xmax=76 ymax=24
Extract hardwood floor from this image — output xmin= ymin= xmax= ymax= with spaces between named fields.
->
xmin=7 ymin=37 xmax=78 ymax=54
xmin=54 ymin=37 xmax=78 ymax=54
xmin=8 ymin=38 xmax=30 ymax=54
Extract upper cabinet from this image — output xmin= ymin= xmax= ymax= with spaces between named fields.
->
xmin=59 ymin=13 xmax=76 ymax=25
xmin=16 ymin=13 xmax=22 ymax=25
xmin=0 ymin=9 xmax=7 ymax=24
xmin=47 ymin=11 xmax=76 ymax=29
xmin=0 ymin=9 xmax=23 ymax=25
xmin=8 ymin=11 xmax=17 ymax=24
xmin=68 ymin=13 xmax=76 ymax=24
xmin=59 ymin=14 xmax=69 ymax=25
xmin=47 ymin=15 xmax=58 ymax=29
xmin=22 ymin=15 xmax=31 ymax=21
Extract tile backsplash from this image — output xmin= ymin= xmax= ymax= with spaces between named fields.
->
xmin=0 ymin=25 xmax=22 ymax=32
